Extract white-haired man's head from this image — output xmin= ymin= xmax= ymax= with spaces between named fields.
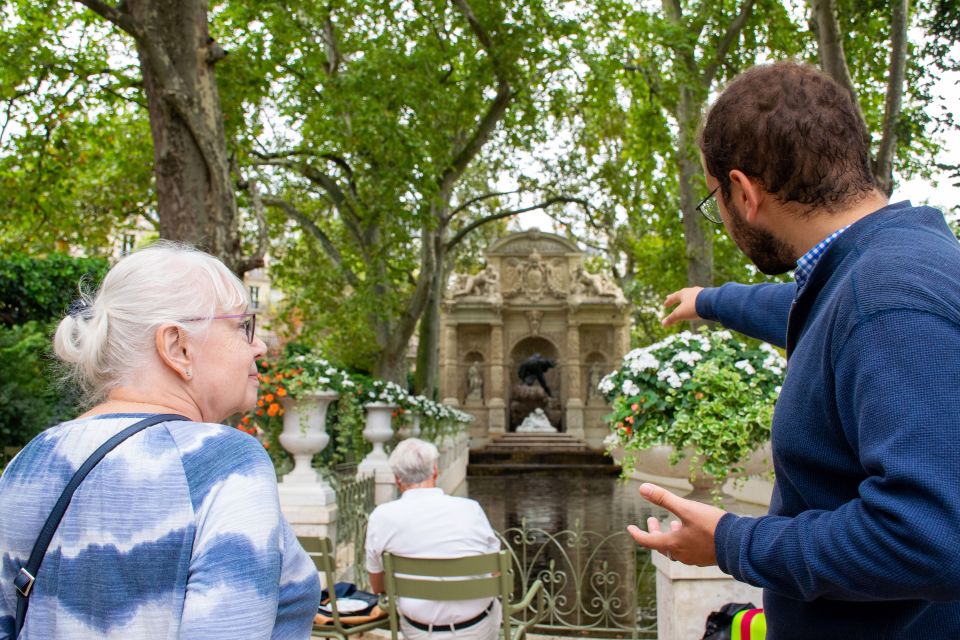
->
xmin=389 ymin=438 xmax=440 ymax=487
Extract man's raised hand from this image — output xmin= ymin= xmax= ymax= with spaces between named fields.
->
xmin=662 ymin=287 xmax=704 ymax=327
xmin=627 ymin=483 xmax=725 ymax=567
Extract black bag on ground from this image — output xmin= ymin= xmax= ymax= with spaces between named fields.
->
xmin=701 ymin=602 xmax=756 ymax=640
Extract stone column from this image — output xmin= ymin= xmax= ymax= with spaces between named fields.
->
xmin=565 ymin=322 xmax=585 ymax=439
xmin=487 ymin=322 xmax=506 ymax=438
xmin=441 ymin=321 xmax=459 ymax=406
xmin=652 ymin=551 xmax=762 ymax=640
xmin=614 ymin=311 xmax=631 ymax=363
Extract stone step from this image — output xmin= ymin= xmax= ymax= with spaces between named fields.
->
xmin=468 ymin=432 xmax=618 ymax=474
xmin=467 ymin=463 xmax=621 ymax=477
xmin=471 ymin=449 xmax=611 ymax=463
xmin=481 ymin=433 xmax=591 ymax=453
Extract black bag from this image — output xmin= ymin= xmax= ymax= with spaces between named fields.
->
xmin=701 ymin=602 xmax=757 ymax=640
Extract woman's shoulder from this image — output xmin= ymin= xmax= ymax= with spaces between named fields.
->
xmin=166 ymin=421 xmax=272 ymax=471
xmin=164 ymin=421 xmax=275 ymax=507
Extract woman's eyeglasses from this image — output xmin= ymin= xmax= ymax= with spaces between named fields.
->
xmin=181 ymin=313 xmax=257 ymax=343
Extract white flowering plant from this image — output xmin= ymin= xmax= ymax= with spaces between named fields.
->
xmin=404 ymin=394 xmax=474 ymax=442
xmin=282 ymin=352 xmax=357 ymax=396
xmin=600 ymin=328 xmax=785 ymax=486
xmin=363 ymin=378 xmax=411 ymax=406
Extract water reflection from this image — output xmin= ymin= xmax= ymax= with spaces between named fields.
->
xmin=467 ymin=475 xmax=667 ymax=534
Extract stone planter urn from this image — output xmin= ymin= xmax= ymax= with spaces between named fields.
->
xmin=625 ymin=442 xmax=772 ymax=503
xmin=360 ymin=402 xmax=397 ymax=467
xmin=359 ymin=402 xmax=399 ymax=505
xmin=277 ymin=390 xmax=339 ymax=484
xmin=397 ymin=414 xmax=421 ymax=440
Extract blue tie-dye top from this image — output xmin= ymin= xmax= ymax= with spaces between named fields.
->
xmin=0 ymin=414 xmax=321 ymax=639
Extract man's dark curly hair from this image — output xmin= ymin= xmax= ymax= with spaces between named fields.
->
xmin=698 ymin=62 xmax=876 ymax=212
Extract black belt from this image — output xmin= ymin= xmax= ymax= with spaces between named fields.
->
xmin=403 ymin=602 xmax=494 ymax=632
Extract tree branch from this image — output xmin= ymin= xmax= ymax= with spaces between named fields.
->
xmin=320 ymin=153 xmax=357 ymax=197
xmin=810 ymin=0 xmax=871 ymax=146
xmin=250 ymin=153 xmax=365 ymax=245
xmin=443 ymin=189 xmax=522 ymax=223
xmin=701 ymin=0 xmax=756 ymax=89
xmin=445 ymin=195 xmax=591 ymax=250
xmin=235 ymin=176 xmax=268 ymax=274
xmin=439 ymin=0 xmax=515 ymax=198
xmin=874 ymin=0 xmax=909 ymax=195
xmin=322 ymin=16 xmax=341 ymax=76
xmin=74 ymin=0 xmax=142 ymax=37
xmin=262 ymin=196 xmax=361 ymax=288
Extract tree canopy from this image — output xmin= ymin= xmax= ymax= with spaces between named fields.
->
xmin=1 ymin=0 xmax=956 ymax=383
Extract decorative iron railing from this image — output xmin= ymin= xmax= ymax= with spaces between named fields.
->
xmin=328 ymin=483 xmax=657 ymax=639
xmin=332 ymin=472 xmax=375 ymax=588
xmin=498 ymin=519 xmax=657 ymax=639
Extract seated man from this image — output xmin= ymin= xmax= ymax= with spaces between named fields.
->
xmin=366 ymin=438 xmax=502 ymax=639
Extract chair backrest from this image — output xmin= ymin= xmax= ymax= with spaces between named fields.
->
xmin=298 ymin=536 xmax=342 ymax=624
xmin=383 ymin=550 xmax=514 ymax=638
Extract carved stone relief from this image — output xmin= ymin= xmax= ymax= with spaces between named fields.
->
xmin=502 ymin=251 xmax=567 ymax=301
xmin=580 ymin=326 xmax=614 ymax=359
xmin=450 ymin=265 xmax=501 ymax=300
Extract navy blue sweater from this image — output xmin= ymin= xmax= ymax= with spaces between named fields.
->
xmin=697 ymin=202 xmax=960 ymax=639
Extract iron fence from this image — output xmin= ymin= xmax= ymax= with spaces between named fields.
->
xmin=332 ymin=471 xmax=376 ymax=588
xmin=330 ymin=478 xmax=657 ymax=638
xmin=497 ymin=519 xmax=657 ymax=639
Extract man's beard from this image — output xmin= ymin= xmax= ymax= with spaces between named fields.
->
xmin=726 ymin=198 xmax=796 ymax=275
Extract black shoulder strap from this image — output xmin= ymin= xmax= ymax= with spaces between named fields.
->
xmin=13 ymin=413 xmax=189 ymax=637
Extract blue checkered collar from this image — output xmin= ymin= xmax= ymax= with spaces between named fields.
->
xmin=794 ymin=225 xmax=851 ymax=289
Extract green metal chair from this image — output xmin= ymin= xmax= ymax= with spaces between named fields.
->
xmin=298 ymin=536 xmax=390 ymax=639
xmin=382 ymin=549 xmax=545 ymax=639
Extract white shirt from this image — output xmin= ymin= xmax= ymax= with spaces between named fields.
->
xmin=365 ymin=487 xmax=500 ymax=626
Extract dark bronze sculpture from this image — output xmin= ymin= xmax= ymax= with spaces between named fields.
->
xmin=518 ymin=352 xmax=556 ymax=397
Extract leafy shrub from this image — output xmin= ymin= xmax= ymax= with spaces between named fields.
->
xmin=0 ymin=253 xmax=108 ymax=326
xmin=0 ymin=321 xmax=80 ymax=452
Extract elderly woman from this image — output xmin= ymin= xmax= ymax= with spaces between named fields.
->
xmin=0 ymin=243 xmax=321 ymax=639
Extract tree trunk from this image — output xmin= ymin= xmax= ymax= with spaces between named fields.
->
xmin=811 ymin=0 xmax=910 ymax=195
xmin=810 ymin=0 xmax=872 ymax=149
xmin=125 ymin=0 xmax=253 ymax=274
xmin=874 ymin=0 xmax=909 ymax=195
xmin=413 ymin=263 xmax=445 ymax=399
xmin=677 ymin=84 xmax=714 ymax=288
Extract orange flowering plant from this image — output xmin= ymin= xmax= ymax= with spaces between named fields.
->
xmin=240 ymin=348 xmax=362 ymax=471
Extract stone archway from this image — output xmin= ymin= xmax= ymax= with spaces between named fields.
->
xmin=508 ymin=336 xmax=562 ymax=432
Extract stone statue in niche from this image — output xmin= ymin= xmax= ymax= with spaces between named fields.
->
xmin=587 ymin=362 xmax=605 ymax=400
xmin=516 ymin=408 xmax=557 ymax=433
xmin=466 ymin=361 xmax=484 ymax=402
xmin=526 ymin=310 xmax=543 ymax=336
xmin=453 ymin=265 xmax=500 ymax=298
xmin=518 ymin=353 xmax=556 ymax=397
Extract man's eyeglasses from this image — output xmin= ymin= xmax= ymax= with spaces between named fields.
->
xmin=696 ymin=186 xmax=722 ymax=224
xmin=182 ymin=313 xmax=257 ymax=343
